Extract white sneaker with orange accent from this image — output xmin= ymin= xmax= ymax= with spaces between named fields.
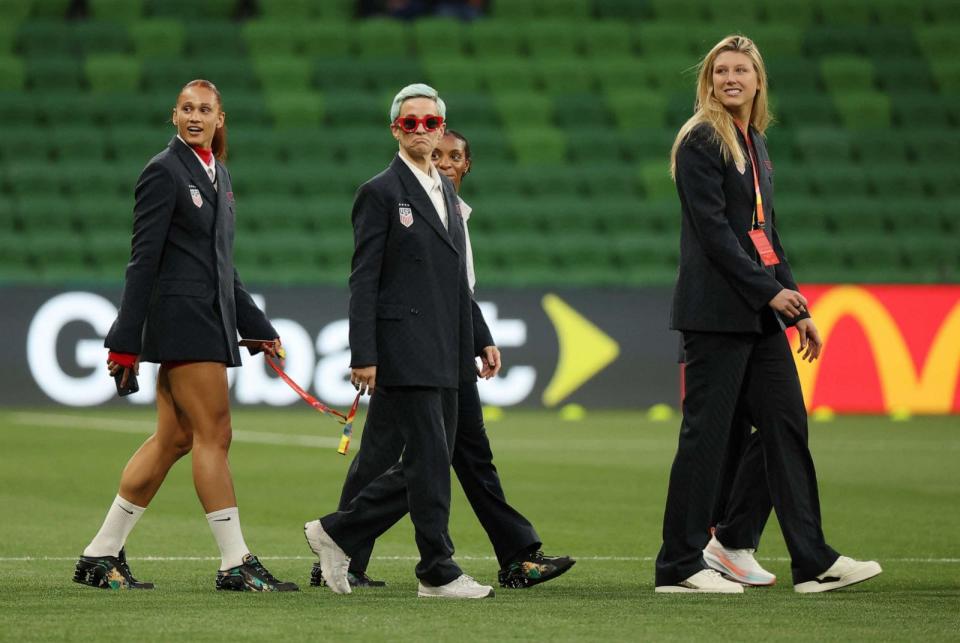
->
xmin=703 ymin=535 xmax=777 ymax=586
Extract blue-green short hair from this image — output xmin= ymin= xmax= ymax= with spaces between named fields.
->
xmin=389 ymin=83 xmax=446 ymax=122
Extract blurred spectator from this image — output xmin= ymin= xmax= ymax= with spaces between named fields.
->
xmin=359 ymin=0 xmax=486 ymax=20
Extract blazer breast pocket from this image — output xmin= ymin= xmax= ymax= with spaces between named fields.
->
xmin=159 ymin=279 xmax=211 ymax=298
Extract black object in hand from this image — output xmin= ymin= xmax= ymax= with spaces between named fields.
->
xmin=114 ymin=368 xmax=139 ymax=396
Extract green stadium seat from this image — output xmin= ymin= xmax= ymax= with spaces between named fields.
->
xmin=327 ymin=127 xmax=397 ymax=164
xmin=649 ymin=0 xmax=710 ymax=21
xmin=526 ymin=21 xmax=582 ymax=60
xmin=552 ymin=93 xmax=615 ymax=132
xmin=459 ymin=127 xmax=513 ymax=163
xmin=2 ymin=163 xmax=51 ymax=199
xmin=71 ymin=196 xmax=132 ymax=232
xmin=85 ymin=55 xmax=141 ymax=93
xmin=666 ymin=91 xmax=699 ymax=128
xmin=873 ymin=0 xmax=925 ymax=24
xmin=891 ymin=94 xmax=956 ymax=128
xmin=16 ymin=20 xmax=70 ymax=56
xmin=930 ymin=60 xmax=960 ymax=94
xmin=833 ymin=91 xmax=892 ymax=129
xmin=0 ymin=126 xmax=49 ymax=162
xmin=52 ymin=127 xmax=109 ymax=162
xmin=0 ymin=91 xmax=34 ymax=124
xmin=926 ymin=0 xmax=960 ymax=22
xmin=820 ymin=56 xmax=876 ymax=93
xmin=0 ymin=55 xmax=24 ymax=90
xmin=488 ymin=0 xmax=538 ymax=20
xmin=466 ymin=21 xmax=527 ymax=59
xmin=89 ymin=0 xmax=144 ymax=20
xmin=639 ymin=161 xmax=675 ymax=199
xmin=794 ymin=127 xmax=854 ymax=163
xmin=146 ymin=0 xmax=236 ymax=19
xmin=805 ymin=26 xmax=919 ymax=58
xmin=183 ymin=21 xmax=245 ymax=56
xmin=636 ymin=23 xmax=706 ymax=57
xmin=129 ymin=19 xmax=185 ymax=56
xmin=538 ymin=57 xmax=595 ymax=94
xmin=873 ymin=57 xmax=936 ymax=93
xmin=606 ymin=90 xmax=669 ymax=130
xmin=506 ymin=127 xmax=567 ymax=165
xmin=26 ymin=56 xmax=82 ymax=90
xmin=909 ymin=129 xmax=960 ymax=165
xmin=482 ymin=60 xmax=540 ymax=93
xmin=921 ymin=165 xmax=960 ymax=198
xmin=817 ymin=0 xmax=872 ymax=24
xmin=253 ymin=56 xmax=311 ymax=91
xmin=353 ymin=58 xmax=427 ymax=93
xmin=738 ymin=24 xmax=804 ymax=58
xmin=852 ymin=130 xmax=910 ymax=164
xmin=843 ymin=236 xmax=904 ymax=280
xmin=580 ymin=21 xmax=633 ymax=58
xmin=622 ymin=128 xmax=676 ymax=163
xmin=257 ymin=0 xmax=316 ymax=19
xmin=577 ymin=162 xmax=640 ymax=197
xmin=899 ymin=236 xmax=959 ymax=282
xmin=313 ymin=57 xmax=370 ymax=92
xmin=422 ymin=57 xmax=484 ymax=93
xmin=868 ymin=165 xmax=927 ymax=198
xmin=61 ymin=161 xmax=134 ymax=198
xmin=0 ymin=0 xmax=31 ymax=21
xmin=0 ymin=21 xmax=16 ymax=55
xmin=266 ymin=91 xmax=323 ymax=129
xmin=225 ymin=128 xmax=284 ymax=163
xmin=564 ymin=128 xmax=631 ymax=165
xmin=492 ymin=92 xmax=552 ymax=128
xmin=29 ymin=0 xmax=71 ymax=18
xmin=594 ymin=0 xmax=650 ymax=19
xmin=74 ymin=21 xmax=132 ymax=54
xmin=809 ymin=165 xmax=870 ymax=198
xmin=242 ymin=20 xmax=299 ymax=56
xmin=89 ymin=92 xmax=174 ymax=128
xmin=141 ymin=57 xmax=260 ymax=95
xmin=108 ymin=125 xmax=172 ymax=164
xmin=774 ymin=93 xmax=839 ymax=127
xmin=29 ymin=234 xmax=91 ymax=278
xmin=301 ymin=23 xmax=352 ymax=57
xmin=17 ymin=196 xmax=75 ymax=234
xmin=412 ymin=18 xmax=466 ymax=58
xmin=442 ymin=92 xmax=499 ymax=130
xmin=766 ymin=57 xmax=821 ymax=93
xmin=354 ymin=19 xmax=411 ymax=59
xmin=324 ymin=91 xmax=387 ymax=129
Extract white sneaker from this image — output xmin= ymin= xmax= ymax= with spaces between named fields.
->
xmin=417 ymin=574 xmax=495 ymax=599
xmin=303 ymin=520 xmax=351 ymax=594
xmin=703 ymin=535 xmax=776 ymax=586
xmin=794 ymin=556 xmax=882 ymax=593
xmin=655 ymin=569 xmax=745 ymax=593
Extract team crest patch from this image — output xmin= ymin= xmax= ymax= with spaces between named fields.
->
xmin=190 ymin=186 xmax=203 ymax=208
xmin=398 ymin=202 xmax=413 ymax=228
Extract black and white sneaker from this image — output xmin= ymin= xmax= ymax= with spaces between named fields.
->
xmin=498 ymin=550 xmax=576 ymax=589
xmin=310 ymin=563 xmax=386 ymax=587
xmin=794 ymin=556 xmax=882 ymax=593
xmin=216 ymin=554 xmax=299 ymax=592
xmin=73 ymin=548 xmax=154 ymax=590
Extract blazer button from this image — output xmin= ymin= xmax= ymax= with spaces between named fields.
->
xmin=410 ymin=307 xmax=419 ymax=315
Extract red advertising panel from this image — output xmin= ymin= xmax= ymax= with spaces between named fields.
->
xmin=788 ymin=285 xmax=960 ymax=414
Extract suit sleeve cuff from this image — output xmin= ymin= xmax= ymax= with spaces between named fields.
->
xmin=108 ymin=351 xmax=137 ymax=368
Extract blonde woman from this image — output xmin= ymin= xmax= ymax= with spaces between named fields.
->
xmin=654 ymin=36 xmax=881 ymax=594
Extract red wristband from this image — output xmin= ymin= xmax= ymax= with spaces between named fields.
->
xmin=108 ymin=351 xmax=137 ymax=368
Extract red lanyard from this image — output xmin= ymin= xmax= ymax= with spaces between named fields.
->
xmin=737 ymin=123 xmax=766 ymax=228
xmin=265 ymin=356 xmax=361 ymax=455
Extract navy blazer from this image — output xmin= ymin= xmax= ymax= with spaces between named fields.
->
xmin=105 ymin=137 xmax=276 ymax=365
xmin=670 ymin=122 xmax=806 ymax=334
xmin=348 ymin=155 xmax=490 ymax=387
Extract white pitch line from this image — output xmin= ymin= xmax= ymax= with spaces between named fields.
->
xmin=2 ymin=555 xmax=959 ymax=563
xmin=8 ymin=412 xmax=345 ymax=449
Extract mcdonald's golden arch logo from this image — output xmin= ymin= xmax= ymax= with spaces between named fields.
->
xmin=791 ymin=285 xmax=960 ymax=414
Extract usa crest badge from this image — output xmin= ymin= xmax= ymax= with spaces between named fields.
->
xmin=190 ymin=186 xmax=202 ymax=208
xmin=398 ymin=202 xmax=413 ymax=228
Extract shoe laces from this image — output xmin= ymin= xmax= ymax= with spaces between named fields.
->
xmin=455 ymin=574 xmax=477 ymax=586
xmin=724 ymin=547 xmax=758 ymax=560
xmin=248 ymin=557 xmax=279 ymax=584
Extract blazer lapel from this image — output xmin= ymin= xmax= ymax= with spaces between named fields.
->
xmin=169 ymin=137 xmax=217 ymax=206
xmin=390 ymin=155 xmax=456 ymax=252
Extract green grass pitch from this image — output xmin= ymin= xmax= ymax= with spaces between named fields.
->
xmin=1 ymin=408 xmax=958 ymax=641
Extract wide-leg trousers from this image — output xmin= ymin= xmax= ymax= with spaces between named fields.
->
xmin=655 ymin=329 xmax=838 ymax=586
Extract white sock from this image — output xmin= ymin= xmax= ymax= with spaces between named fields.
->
xmin=83 ymin=495 xmax=146 ymax=558
xmin=206 ymin=507 xmax=250 ymax=570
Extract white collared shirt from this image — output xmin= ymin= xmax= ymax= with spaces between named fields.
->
xmin=458 ymin=196 xmax=476 ymax=293
xmin=398 ymin=150 xmax=448 ymax=230
xmin=177 ymin=135 xmax=217 ymax=189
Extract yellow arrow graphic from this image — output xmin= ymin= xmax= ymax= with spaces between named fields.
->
xmin=541 ymin=293 xmax=621 ymax=407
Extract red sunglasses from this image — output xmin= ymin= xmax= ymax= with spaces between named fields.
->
xmin=393 ymin=114 xmax=445 ymax=133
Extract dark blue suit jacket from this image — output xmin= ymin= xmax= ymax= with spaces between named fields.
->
xmin=348 ymin=155 xmax=492 ymax=388
xmin=670 ymin=122 xmax=806 ymax=334
xmin=105 ymin=137 xmax=276 ymax=365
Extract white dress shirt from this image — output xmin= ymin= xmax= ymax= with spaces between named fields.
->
xmin=398 ymin=150 xmax=448 ymax=230
xmin=458 ymin=196 xmax=476 ymax=293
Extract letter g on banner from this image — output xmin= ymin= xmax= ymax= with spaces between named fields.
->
xmin=27 ymin=292 xmax=118 ymax=406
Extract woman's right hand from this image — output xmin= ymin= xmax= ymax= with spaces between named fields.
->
xmin=768 ymin=288 xmax=808 ymax=319
xmin=107 ymin=358 xmax=140 ymax=388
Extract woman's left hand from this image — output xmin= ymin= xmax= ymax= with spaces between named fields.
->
xmin=795 ymin=319 xmax=822 ymax=363
xmin=478 ymin=346 xmax=502 ymax=379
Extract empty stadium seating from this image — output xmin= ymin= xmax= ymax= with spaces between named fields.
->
xmin=0 ymin=0 xmax=956 ymax=286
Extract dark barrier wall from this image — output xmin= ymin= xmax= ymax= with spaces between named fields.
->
xmin=1 ymin=286 xmax=679 ymax=409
